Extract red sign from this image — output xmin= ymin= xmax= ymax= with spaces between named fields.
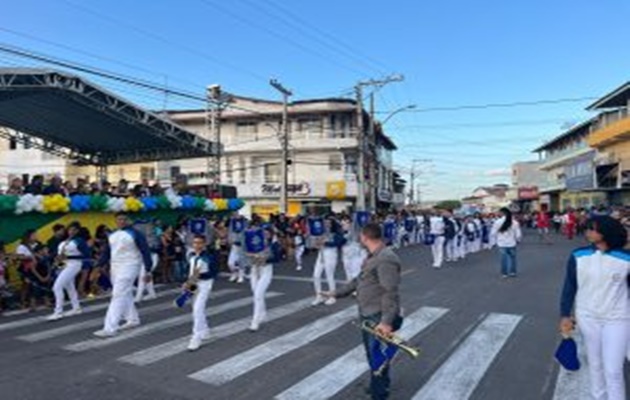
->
xmin=518 ymin=186 xmax=539 ymax=200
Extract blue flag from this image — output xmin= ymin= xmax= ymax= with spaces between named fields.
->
xmin=174 ymin=289 xmax=194 ymax=309
xmin=355 ymin=211 xmax=370 ymax=228
xmin=244 ymin=228 xmax=265 ymax=253
xmin=369 ymin=339 xmax=399 ymax=375
xmin=555 ymin=337 xmax=580 ymax=371
xmin=308 ymin=217 xmax=325 ymax=236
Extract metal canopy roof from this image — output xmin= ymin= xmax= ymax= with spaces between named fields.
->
xmin=0 ymin=68 xmax=218 ymax=166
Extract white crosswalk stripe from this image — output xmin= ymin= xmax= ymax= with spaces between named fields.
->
xmin=64 ymin=292 xmax=282 ymax=352
xmin=275 ymin=306 xmax=449 ymax=400
xmin=0 ymin=286 xmax=182 ymax=333
xmin=411 ymin=313 xmax=523 ymax=400
xmin=188 ymin=306 xmax=358 ymax=385
xmin=17 ymin=288 xmax=239 ymax=342
xmin=552 ymin=331 xmax=590 ymax=400
xmin=119 ymin=297 xmax=314 ymax=366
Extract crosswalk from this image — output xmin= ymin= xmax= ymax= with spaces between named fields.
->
xmin=0 ymin=284 xmax=593 ymax=400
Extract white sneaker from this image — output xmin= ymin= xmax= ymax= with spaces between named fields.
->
xmin=120 ymin=320 xmax=141 ymax=331
xmin=45 ymin=313 xmax=63 ymax=321
xmin=324 ymin=297 xmax=337 ymax=306
xmin=93 ymin=329 xmax=117 ymax=338
xmin=249 ymin=322 xmax=259 ymax=332
xmin=201 ymin=331 xmax=212 ymax=341
xmin=237 ymin=276 xmax=244 ymax=284
xmin=144 ymin=293 xmax=157 ymax=301
xmin=64 ymin=308 xmax=82 ymax=317
xmin=296 ymin=265 xmax=302 ymax=271
xmin=228 ymin=274 xmax=237 ymax=283
xmin=188 ymin=336 xmax=202 ymax=351
xmin=311 ymin=296 xmax=325 ymax=306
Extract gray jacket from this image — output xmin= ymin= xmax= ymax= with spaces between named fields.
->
xmin=336 ymin=244 xmax=401 ymax=325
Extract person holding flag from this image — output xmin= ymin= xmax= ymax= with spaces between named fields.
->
xmin=321 ymin=222 xmax=402 ymax=400
xmin=311 ymin=215 xmax=346 ymax=306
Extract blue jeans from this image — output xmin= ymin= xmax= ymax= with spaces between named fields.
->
xmin=499 ymin=247 xmax=517 ymax=276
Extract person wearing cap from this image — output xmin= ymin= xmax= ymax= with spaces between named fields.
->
xmin=46 ymin=222 xmax=90 ymax=321
xmin=93 ymin=212 xmax=152 ymax=337
xmin=559 ymin=216 xmax=630 ymax=400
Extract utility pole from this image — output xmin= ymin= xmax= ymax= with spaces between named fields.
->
xmin=355 ymin=74 xmax=404 ymax=212
xmin=207 ymin=84 xmax=232 ymax=195
xmin=409 ymin=159 xmax=432 ymax=207
xmin=270 ymin=78 xmax=293 ymax=215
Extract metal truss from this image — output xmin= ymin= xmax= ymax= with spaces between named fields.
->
xmin=0 ymin=69 xmax=220 ymax=166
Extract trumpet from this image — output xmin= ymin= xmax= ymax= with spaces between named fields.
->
xmin=358 ymin=320 xmax=421 ymax=359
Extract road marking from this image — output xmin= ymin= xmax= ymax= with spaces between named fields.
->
xmin=411 ymin=313 xmax=523 ymax=400
xmin=0 ymin=286 xmax=181 ymax=333
xmin=17 ymin=289 xmax=239 ymax=342
xmin=119 ymin=297 xmax=314 ymax=366
xmin=188 ymin=306 xmax=358 ymax=385
xmin=275 ymin=306 xmax=449 ymax=400
xmin=64 ymin=292 xmax=282 ymax=352
xmin=551 ymin=331 xmax=591 ymax=400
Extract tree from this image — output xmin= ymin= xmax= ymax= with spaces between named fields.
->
xmin=435 ymin=200 xmax=462 ymax=211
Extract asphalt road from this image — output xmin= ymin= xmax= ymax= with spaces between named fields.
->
xmin=0 ymin=231 xmax=626 ymax=400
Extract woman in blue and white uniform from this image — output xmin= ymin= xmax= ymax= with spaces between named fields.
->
xmin=559 ymin=216 xmax=630 ymax=400
xmin=247 ymin=226 xmax=281 ymax=332
xmin=46 ymin=222 xmax=90 ymax=321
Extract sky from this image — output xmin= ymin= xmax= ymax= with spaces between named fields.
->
xmin=1 ymin=0 xmax=629 ymax=200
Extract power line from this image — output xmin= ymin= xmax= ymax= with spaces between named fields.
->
xmin=376 ymin=96 xmax=598 ymax=113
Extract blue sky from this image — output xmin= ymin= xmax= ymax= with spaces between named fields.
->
xmin=1 ymin=0 xmax=629 ymax=200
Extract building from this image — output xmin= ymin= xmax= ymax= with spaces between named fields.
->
xmin=461 ymin=184 xmax=510 ymax=212
xmin=533 ymin=119 xmax=606 ymax=211
xmin=510 ymin=161 xmax=546 ymax=211
xmin=586 ymin=81 xmax=630 ymax=205
xmin=163 ymin=95 xmax=399 ymax=217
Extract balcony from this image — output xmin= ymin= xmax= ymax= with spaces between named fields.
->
xmin=588 ymin=107 xmax=630 ymax=148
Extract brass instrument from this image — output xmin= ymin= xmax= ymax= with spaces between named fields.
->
xmin=357 ymin=320 xmax=421 ymax=359
xmin=247 ymin=247 xmax=270 ymax=268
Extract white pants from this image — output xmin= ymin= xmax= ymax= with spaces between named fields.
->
xmin=228 ymin=245 xmax=245 ymax=280
xmin=135 ymin=253 xmax=158 ymax=302
xmin=52 ymin=263 xmax=81 ymax=314
xmin=465 ymin=239 xmax=475 ymax=255
xmin=455 ymin=237 xmax=466 ymax=260
xmin=191 ymin=279 xmax=214 ymax=339
xmin=103 ymin=272 xmax=140 ymax=333
xmin=578 ymin=315 xmax=629 ymax=400
xmin=313 ymin=247 xmax=338 ymax=294
xmin=250 ymin=264 xmax=273 ymax=325
xmin=445 ymin=239 xmax=456 ymax=262
xmin=431 ymin=236 xmax=445 ymax=267
xmin=342 ymin=244 xmax=364 ymax=282
xmin=295 ymin=245 xmax=305 ymax=268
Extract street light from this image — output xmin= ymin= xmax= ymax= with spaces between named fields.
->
xmin=381 ymin=104 xmax=416 ymax=126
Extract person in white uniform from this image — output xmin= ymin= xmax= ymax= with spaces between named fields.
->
xmin=134 ymin=219 xmax=159 ymax=302
xmin=311 ymin=216 xmax=345 ymax=306
xmin=559 ymin=216 xmax=630 ymax=400
xmin=246 ymin=226 xmax=281 ymax=332
xmin=46 ymin=222 xmax=89 ymax=321
xmin=341 ymin=216 xmax=367 ymax=282
xmin=186 ymin=234 xmax=219 ymax=351
xmin=429 ymin=211 xmax=446 ymax=268
xmin=93 ymin=213 xmax=153 ymax=337
xmin=227 ymin=215 xmax=247 ymax=283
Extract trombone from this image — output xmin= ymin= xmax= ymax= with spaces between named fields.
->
xmin=357 ymin=320 xmax=421 ymax=359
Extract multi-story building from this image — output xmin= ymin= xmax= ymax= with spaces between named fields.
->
xmin=461 ymin=184 xmax=510 ymax=212
xmin=163 ymin=95 xmax=398 ymax=217
xmin=533 ymin=119 xmax=606 ymax=211
xmin=510 ymin=160 xmax=545 ymax=211
xmin=586 ymin=81 xmax=630 ymax=204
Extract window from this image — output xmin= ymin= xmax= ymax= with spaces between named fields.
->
xmin=9 ymin=138 xmax=17 ymax=150
xmin=235 ymin=121 xmax=258 ymax=143
xmin=23 ymin=137 xmax=32 ymax=150
xmin=140 ymin=166 xmax=155 ymax=181
xmin=329 ymin=154 xmax=343 ymax=171
xmin=170 ymin=166 xmax=181 ymax=179
xmin=238 ymin=157 xmax=246 ymax=184
xmin=264 ymin=163 xmax=281 ymax=183
xmin=298 ymin=117 xmax=323 ymax=139
xmin=225 ymin=157 xmax=233 ymax=184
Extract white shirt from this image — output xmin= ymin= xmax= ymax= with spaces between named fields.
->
xmin=491 ymin=218 xmax=522 ymax=248
xmin=429 ymin=216 xmax=445 ymax=235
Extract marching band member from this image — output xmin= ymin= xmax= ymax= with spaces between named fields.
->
xmin=403 ymin=214 xmax=417 ymax=247
xmin=429 ymin=210 xmax=446 ymax=268
xmin=245 ymin=226 xmax=281 ymax=332
xmin=311 ymin=216 xmax=346 ymax=306
xmin=341 ymin=216 xmax=366 ymax=282
xmin=227 ymin=214 xmax=247 ymax=283
xmin=135 ymin=219 xmax=160 ymax=302
xmin=383 ymin=217 xmax=397 ymax=248
xmin=454 ymin=217 xmax=466 ymax=261
xmin=443 ymin=210 xmax=458 ymax=264
xmin=293 ymin=224 xmax=306 ymax=271
xmin=187 ymin=234 xmax=219 ymax=351
xmin=93 ymin=212 xmax=152 ymax=338
xmin=464 ymin=216 xmax=477 ymax=256
xmin=46 ymin=222 xmax=89 ymax=321
xmin=473 ymin=213 xmax=483 ymax=253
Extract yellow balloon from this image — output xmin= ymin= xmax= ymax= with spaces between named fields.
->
xmin=214 ymin=198 xmax=228 ymax=211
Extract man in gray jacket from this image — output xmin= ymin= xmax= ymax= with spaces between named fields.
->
xmin=322 ymin=222 xmax=402 ymax=400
